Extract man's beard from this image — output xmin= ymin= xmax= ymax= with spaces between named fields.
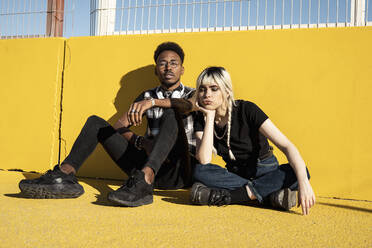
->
xmin=160 ymin=79 xmax=180 ymax=89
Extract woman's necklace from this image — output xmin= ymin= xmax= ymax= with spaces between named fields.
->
xmin=214 ymin=115 xmax=228 ymax=140
xmin=214 ymin=124 xmax=227 ymax=140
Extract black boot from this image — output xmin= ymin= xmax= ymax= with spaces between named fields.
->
xmin=108 ymin=170 xmax=153 ymax=207
xmin=19 ymin=165 xmax=84 ymax=199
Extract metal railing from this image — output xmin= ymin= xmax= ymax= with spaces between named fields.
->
xmin=0 ymin=0 xmax=75 ymax=39
xmin=91 ymin=0 xmax=372 ymax=35
xmin=1 ymin=0 xmax=371 ymax=39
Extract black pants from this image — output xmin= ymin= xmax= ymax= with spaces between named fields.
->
xmin=62 ymin=109 xmax=192 ymax=189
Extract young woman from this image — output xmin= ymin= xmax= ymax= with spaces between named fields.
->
xmin=190 ymin=66 xmax=315 ymax=215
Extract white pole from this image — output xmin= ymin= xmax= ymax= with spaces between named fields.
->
xmin=350 ymin=0 xmax=355 ymax=25
xmin=355 ymin=0 xmax=366 ymax=26
xmin=91 ymin=0 xmax=116 ymax=36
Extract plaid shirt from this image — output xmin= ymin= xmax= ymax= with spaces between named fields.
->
xmin=134 ymin=83 xmax=196 ymax=156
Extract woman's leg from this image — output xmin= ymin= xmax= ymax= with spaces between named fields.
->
xmin=247 ymin=162 xmax=310 ymax=203
xmin=191 ymin=157 xmax=310 ymax=209
xmin=193 ymin=163 xmax=249 ymax=190
xmin=191 ymin=163 xmax=252 ymax=206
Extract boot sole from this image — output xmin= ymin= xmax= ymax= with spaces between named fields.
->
xmin=19 ymin=183 xmax=84 ymax=199
xmin=107 ymin=194 xmax=153 ymax=207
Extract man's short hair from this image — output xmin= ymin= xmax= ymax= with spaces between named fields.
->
xmin=154 ymin=42 xmax=185 ymax=64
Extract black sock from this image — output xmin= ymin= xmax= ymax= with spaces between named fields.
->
xmin=229 ymin=186 xmax=250 ymax=204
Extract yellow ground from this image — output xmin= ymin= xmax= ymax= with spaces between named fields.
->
xmin=0 ymin=170 xmax=371 ymax=248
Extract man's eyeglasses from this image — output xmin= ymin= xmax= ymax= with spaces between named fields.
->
xmin=157 ymin=61 xmax=180 ymax=68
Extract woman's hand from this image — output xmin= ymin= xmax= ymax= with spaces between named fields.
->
xmin=196 ymin=101 xmax=216 ymax=119
xmin=195 ymin=102 xmax=216 ymax=164
xmin=259 ymin=119 xmax=316 ymax=215
xmin=298 ymin=179 xmax=316 ymax=215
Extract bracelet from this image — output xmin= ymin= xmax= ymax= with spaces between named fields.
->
xmin=116 ymin=127 xmax=130 ymax=134
xmin=134 ymin=135 xmax=144 ymax=150
xmin=145 ymin=96 xmax=155 ymax=107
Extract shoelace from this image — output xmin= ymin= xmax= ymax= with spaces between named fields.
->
xmin=41 ymin=168 xmax=60 ymax=179
xmin=41 ymin=167 xmax=77 ymax=183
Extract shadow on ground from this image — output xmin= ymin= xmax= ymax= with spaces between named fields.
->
xmin=4 ymin=172 xmax=44 ymax=199
xmin=79 ymin=179 xmax=195 ymax=207
xmin=79 ymin=178 xmax=122 ymax=206
xmin=6 ymin=172 xmax=371 ymax=215
xmin=317 ymin=201 xmax=372 ymax=213
xmin=155 ymin=189 xmax=191 ymax=205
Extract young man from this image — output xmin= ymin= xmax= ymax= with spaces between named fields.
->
xmin=19 ymin=42 xmax=197 ymax=207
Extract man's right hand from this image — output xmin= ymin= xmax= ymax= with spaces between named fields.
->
xmin=127 ymin=99 xmax=153 ymax=126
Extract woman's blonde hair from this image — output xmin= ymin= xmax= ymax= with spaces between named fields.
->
xmin=196 ymin=66 xmax=237 ymax=160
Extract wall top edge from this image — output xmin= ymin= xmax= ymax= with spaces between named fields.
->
xmin=0 ymin=37 xmax=67 ymax=43
xmin=66 ymin=26 xmax=372 ymax=41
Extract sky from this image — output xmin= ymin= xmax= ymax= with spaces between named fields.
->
xmin=0 ymin=0 xmax=371 ymax=38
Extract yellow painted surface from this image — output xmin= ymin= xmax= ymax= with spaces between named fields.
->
xmin=0 ymin=38 xmax=65 ymax=172
xmin=61 ymin=27 xmax=372 ymax=200
xmin=1 ymin=170 xmax=371 ymax=248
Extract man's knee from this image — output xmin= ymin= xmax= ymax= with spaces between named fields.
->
xmin=86 ymin=115 xmax=107 ymax=126
xmin=85 ymin=115 xmax=115 ymax=143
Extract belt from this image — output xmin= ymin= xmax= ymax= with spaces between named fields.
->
xmin=259 ymin=146 xmax=273 ymax=160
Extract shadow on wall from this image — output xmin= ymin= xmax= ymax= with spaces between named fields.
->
xmin=74 ymin=65 xmax=159 ymax=180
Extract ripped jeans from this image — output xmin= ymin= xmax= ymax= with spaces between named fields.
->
xmin=193 ymin=155 xmax=310 ymax=203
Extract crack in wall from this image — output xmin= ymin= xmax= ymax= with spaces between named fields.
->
xmin=49 ymin=39 xmax=66 ymax=169
xmin=60 ymin=138 xmax=67 ymax=162
xmin=57 ymin=40 xmax=67 ymax=166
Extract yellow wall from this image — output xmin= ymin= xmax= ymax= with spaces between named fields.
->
xmin=61 ymin=27 xmax=372 ymax=200
xmin=1 ymin=27 xmax=371 ymax=200
xmin=0 ymin=38 xmax=65 ymax=172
